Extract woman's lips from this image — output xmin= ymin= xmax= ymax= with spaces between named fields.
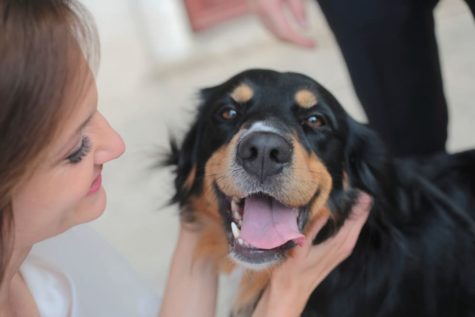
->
xmin=87 ymin=173 xmax=102 ymax=195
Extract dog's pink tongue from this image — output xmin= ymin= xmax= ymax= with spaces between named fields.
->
xmin=240 ymin=196 xmax=304 ymax=250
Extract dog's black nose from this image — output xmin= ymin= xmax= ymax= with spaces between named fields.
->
xmin=237 ymin=132 xmax=292 ymax=179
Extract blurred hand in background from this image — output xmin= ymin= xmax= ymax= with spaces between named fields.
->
xmin=251 ymin=0 xmax=316 ymax=48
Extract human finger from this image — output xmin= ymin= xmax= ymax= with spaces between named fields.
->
xmin=306 ymin=212 xmax=330 ymax=244
xmin=287 ymin=213 xmax=329 ymax=259
xmin=308 ymin=192 xmax=371 ymax=260
xmin=337 ymin=192 xmax=372 ymax=244
xmin=272 ymin=12 xmax=316 ymax=48
xmin=254 ymin=0 xmax=316 ymax=48
xmin=337 ymin=192 xmax=372 ymax=255
xmin=287 ymin=0 xmax=308 ymax=28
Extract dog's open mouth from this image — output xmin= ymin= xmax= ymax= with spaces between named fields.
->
xmin=216 ymin=187 xmax=310 ymax=267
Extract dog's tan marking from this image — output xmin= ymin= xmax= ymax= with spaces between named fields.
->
xmin=181 ymin=162 xmax=235 ymax=271
xmin=308 ymin=205 xmax=333 ymax=231
xmin=283 ymin=136 xmax=333 ymax=208
xmin=183 ymin=166 xmax=196 ymax=191
xmin=186 ymin=178 xmax=236 ymax=272
xmin=305 ymin=156 xmax=332 ymax=221
xmin=342 ymin=171 xmax=350 ymax=190
xmin=190 ymin=130 xmax=244 ymax=271
xmin=295 ymin=89 xmax=318 ymax=109
xmin=233 ymin=270 xmax=271 ymax=316
xmin=188 ymin=132 xmax=252 ymax=272
xmin=206 ymin=131 xmax=248 ymax=198
xmin=231 ymin=83 xmax=254 ymax=103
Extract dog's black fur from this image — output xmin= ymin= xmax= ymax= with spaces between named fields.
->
xmin=166 ymin=69 xmax=475 ymax=316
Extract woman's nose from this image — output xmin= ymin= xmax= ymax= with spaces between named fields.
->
xmin=93 ymin=112 xmax=125 ymax=165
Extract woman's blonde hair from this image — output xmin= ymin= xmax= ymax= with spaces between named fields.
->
xmin=0 ymin=0 xmax=99 ymax=283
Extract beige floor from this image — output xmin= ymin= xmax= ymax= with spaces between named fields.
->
xmin=81 ymin=0 xmax=475 ymax=314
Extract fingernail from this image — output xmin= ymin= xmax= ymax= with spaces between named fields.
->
xmin=295 ymin=236 xmax=305 ymax=247
xmin=358 ymin=192 xmax=373 ymax=209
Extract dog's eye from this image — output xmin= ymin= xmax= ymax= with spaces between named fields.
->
xmin=302 ymin=114 xmax=325 ymax=129
xmin=220 ymin=107 xmax=239 ymax=121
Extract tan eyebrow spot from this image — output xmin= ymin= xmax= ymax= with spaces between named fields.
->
xmin=230 ymin=83 xmax=254 ymax=103
xmin=295 ymin=89 xmax=318 ymax=109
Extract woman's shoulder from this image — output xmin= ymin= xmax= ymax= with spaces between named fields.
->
xmin=21 ymin=254 xmax=75 ymax=317
xmin=30 ymin=224 xmax=161 ymax=317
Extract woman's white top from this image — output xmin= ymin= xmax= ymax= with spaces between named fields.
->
xmin=21 ymin=225 xmax=160 ymax=317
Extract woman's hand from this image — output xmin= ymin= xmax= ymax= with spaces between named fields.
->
xmin=253 ymin=192 xmax=372 ymax=317
xmin=158 ymin=222 xmax=219 ymax=317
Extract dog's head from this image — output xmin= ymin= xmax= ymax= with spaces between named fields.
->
xmin=167 ymin=69 xmax=388 ymax=270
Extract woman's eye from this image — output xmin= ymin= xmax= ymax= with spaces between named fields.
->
xmin=67 ymin=137 xmax=91 ymax=164
xmin=302 ymin=114 xmax=325 ymax=129
xmin=220 ymin=107 xmax=239 ymax=121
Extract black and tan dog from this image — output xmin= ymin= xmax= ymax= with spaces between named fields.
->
xmin=165 ymin=69 xmax=475 ymax=316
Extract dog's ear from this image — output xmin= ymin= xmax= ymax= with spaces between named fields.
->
xmin=344 ymin=117 xmax=393 ymax=199
xmin=165 ymin=120 xmax=201 ymax=208
xmin=164 ymin=86 xmax=218 ymax=221
xmin=319 ymin=118 xmax=390 ymax=239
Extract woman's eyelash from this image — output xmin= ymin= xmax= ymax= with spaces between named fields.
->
xmin=67 ymin=137 xmax=91 ymax=164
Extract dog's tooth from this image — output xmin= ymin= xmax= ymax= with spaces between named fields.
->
xmin=231 ymin=200 xmax=242 ymax=220
xmin=231 ymin=222 xmax=240 ymax=239
xmin=236 ymin=237 xmax=253 ymax=249
xmin=233 ymin=210 xmax=242 ymax=222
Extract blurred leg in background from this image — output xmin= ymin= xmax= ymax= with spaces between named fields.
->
xmin=317 ymin=0 xmax=449 ymax=157
xmin=465 ymin=0 xmax=475 ymax=16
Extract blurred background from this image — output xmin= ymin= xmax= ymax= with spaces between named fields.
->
xmin=77 ymin=0 xmax=475 ymax=313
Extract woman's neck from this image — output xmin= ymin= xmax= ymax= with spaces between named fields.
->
xmin=0 ymin=246 xmax=35 ymax=316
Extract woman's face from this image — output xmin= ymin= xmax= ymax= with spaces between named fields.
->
xmin=12 ymin=76 xmax=125 ymax=247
